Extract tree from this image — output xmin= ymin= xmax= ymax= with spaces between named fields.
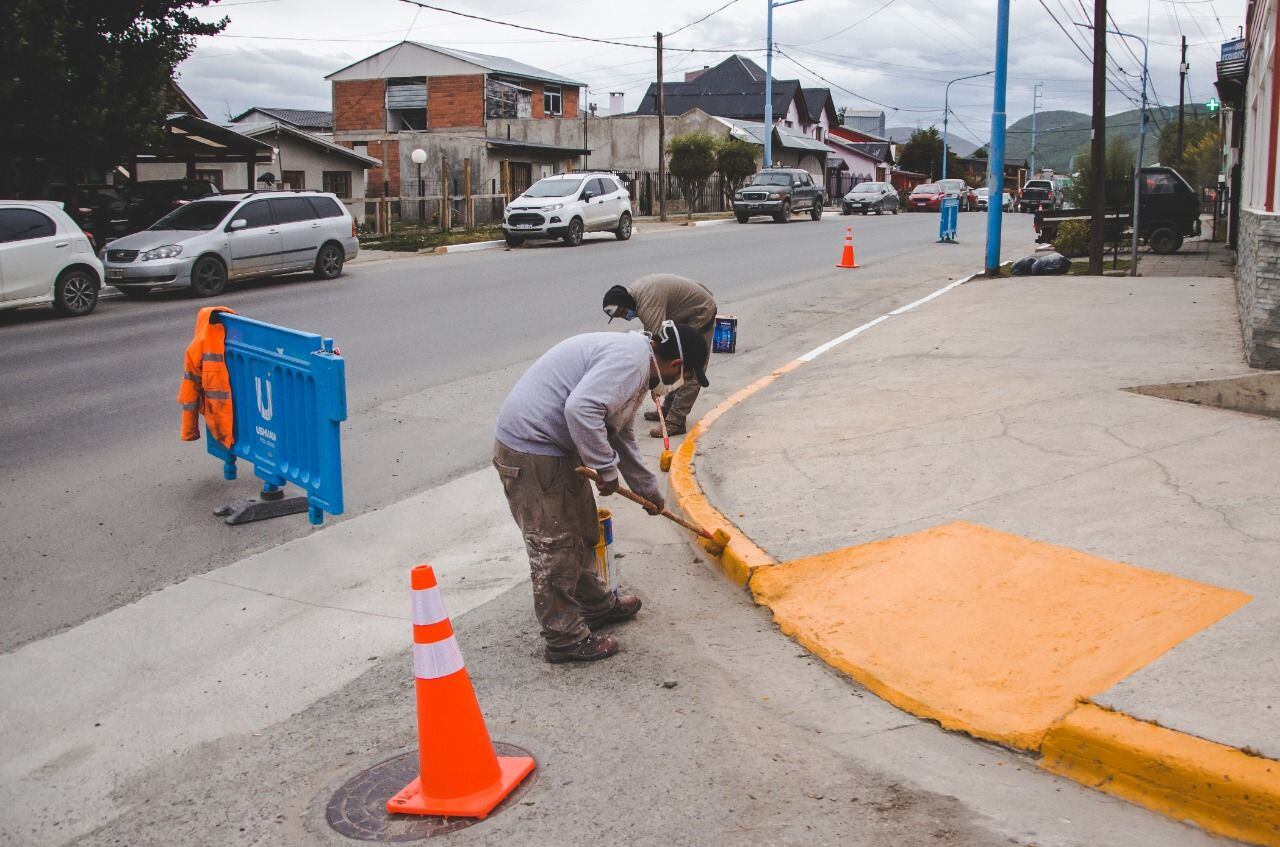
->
xmin=1064 ymin=136 xmax=1134 ymax=210
xmin=0 ymin=0 xmax=228 ymax=196
xmin=667 ymin=131 xmax=718 ymax=217
xmin=896 ymin=127 xmax=960 ymax=180
xmin=1156 ymin=116 xmax=1217 ymax=175
xmin=836 ymin=105 xmax=848 ymax=125
xmin=714 ymin=136 xmax=757 ymax=204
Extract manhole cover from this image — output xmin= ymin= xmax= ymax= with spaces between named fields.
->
xmin=326 ymin=743 xmax=537 ymax=842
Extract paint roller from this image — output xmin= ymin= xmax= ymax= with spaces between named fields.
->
xmin=575 ymin=466 xmax=729 ymax=556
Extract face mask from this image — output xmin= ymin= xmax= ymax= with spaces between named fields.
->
xmin=648 ymin=348 xmax=684 ymax=397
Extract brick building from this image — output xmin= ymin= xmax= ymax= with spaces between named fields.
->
xmin=326 ymin=41 xmax=587 ymax=203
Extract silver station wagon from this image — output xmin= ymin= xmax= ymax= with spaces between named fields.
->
xmin=101 ymin=191 xmax=359 ymax=298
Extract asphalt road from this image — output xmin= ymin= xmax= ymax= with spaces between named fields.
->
xmin=0 ymin=210 xmax=1030 ymax=651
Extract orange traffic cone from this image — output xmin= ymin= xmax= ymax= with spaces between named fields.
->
xmin=836 ymin=226 xmax=859 ymax=269
xmin=387 ymin=565 xmax=535 ymax=818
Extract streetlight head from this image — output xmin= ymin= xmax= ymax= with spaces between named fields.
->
xmin=410 ymin=148 xmax=428 ymax=164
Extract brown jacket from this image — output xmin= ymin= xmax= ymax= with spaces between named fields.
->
xmin=628 ymin=274 xmax=717 ymax=336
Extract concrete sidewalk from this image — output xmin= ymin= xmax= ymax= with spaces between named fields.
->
xmin=675 ymin=269 xmax=1280 ymax=844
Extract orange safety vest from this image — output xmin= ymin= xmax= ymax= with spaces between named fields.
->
xmin=179 ymin=306 xmax=236 ymax=448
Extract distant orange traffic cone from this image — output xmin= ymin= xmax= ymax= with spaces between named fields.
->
xmin=836 ymin=226 xmax=859 ymax=268
xmin=387 ymin=565 xmax=535 ymax=818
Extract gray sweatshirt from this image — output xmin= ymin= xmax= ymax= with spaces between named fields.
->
xmin=494 ymin=332 xmax=660 ymax=503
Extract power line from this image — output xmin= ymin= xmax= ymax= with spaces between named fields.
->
xmin=772 ymin=49 xmax=946 ymax=113
xmin=668 ymin=0 xmax=746 ymax=37
xmin=789 ymin=0 xmax=900 ymax=47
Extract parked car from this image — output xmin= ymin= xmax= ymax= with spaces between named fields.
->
xmin=502 ymin=172 xmax=632 ymax=247
xmin=733 ymin=168 xmax=825 ymax=223
xmin=975 ymin=187 xmax=1012 ymax=211
xmin=1033 ymin=166 xmax=1201 ymax=254
xmin=72 ymin=185 xmax=133 ymax=246
xmin=1017 ymin=179 xmax=1061 ymax=213
xmin=841 ymin=181 xmax=899 ymax=215
xmin=907 ymin=183 xmax=943 ymax=212
xmin=938 ymin=179 xmax=977 ymax=211
xmin=100 ymin=191 xmax=358 ymax=298
xmin=0 ymin=200 xmax=102 ymax=317
xmin=121 ymin=179 xmax=222 ymax=232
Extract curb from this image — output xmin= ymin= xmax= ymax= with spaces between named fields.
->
xmin=664 ymin=268 xmax=1280 ymax=847
xmin=433 ymin=239 xmax=505 ymax=255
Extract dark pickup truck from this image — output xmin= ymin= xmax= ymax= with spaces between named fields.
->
xmin=1034 ymin=166 xmax=1201 ymax=255
xmin=1016 ymin=179 xmax=1061 ymax=213
xmin=733 ymin=168 xmax=825 ymax=223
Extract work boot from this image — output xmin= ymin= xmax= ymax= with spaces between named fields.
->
xmin=585 ymin=591 xmax=642 ymax=630
xmin=544 ymin=632 xmax=619 ymax=664
xmin=650 ymin=424 xmax=685 ymax=438
xmin=643 ymin=409 xmax=661 ymax=422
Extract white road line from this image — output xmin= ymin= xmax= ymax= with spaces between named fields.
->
xmin=797 ymin=273 xmax=977 ymax=363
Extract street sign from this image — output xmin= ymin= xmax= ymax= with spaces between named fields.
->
xmin=938 ymin=196 xmax=959 ymax=243
xmin=207 ymin=312 xmax=347 ymax=525
xmin=1220 ymin=38 xmax=1245 ymax=62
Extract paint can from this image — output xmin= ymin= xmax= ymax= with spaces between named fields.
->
xmin=595 ymin=508 xmax=617 ymax=592
xmin=712 ymin=315 xmax=737 ymax=353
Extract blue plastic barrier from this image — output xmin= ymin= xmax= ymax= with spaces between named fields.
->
xmin=206 ymin=312 xmax=346 ymax=525
xmin=938 ymin=197 xmax=959 ymax=243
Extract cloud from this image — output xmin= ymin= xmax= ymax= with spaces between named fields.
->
xmin=176 ymin=45 xmax=354 ymax=119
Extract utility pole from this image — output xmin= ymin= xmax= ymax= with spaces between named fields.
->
xmin=983 ymin=0 xmax=1010 ymax=276
xmin=656 ymin=31 xmax=667 ymax=222
xmin=764 ymin=0 xmax=806 ymax=168
xmin=1030 ymin=82 xmax=1043 ymax=175
xmin=1088 ymin=0 xmax=1107 ymax=275
xmin=1177 ymin=35 xmax=1188 ymax=161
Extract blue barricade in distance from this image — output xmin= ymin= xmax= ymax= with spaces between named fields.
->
xmin=939 ymin=196 xmax=959 ymax=243
xmin=207 ymin=312 xmax=346 ymax=525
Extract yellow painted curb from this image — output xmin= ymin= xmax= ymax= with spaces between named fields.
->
xmin=1042 ymin=704 xmax=1280 ymax=846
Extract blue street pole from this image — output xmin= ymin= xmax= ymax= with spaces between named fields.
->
xmin=984 ymin=0 xmax=1011 ymax=276
xmin=764 ymin=0 xmax=805 ymax=168
xmin=942 ymin=71 xmax=993 ymax=183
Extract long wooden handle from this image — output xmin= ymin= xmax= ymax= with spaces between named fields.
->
xmin=575 ymin=466 xmax=713 ymax=539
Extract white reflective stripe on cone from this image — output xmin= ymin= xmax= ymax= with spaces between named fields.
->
xmin=413 ymin=637 xmax=465 ymax=680
xmin=411 ymin=587 xmax=448 ymax=626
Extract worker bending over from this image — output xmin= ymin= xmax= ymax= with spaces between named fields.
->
xmin=493 ymin=323 xmax=710 ymax=663
xmin=602 ymin=273 xmax=717 ymax=436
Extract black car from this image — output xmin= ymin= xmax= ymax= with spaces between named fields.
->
xmin=121 ymin=179 xmax=222 ymax=232
xmin=733 ymin=168 xmax=825 ymax=223
xmin=841 ymin=181 xmax=899 ymax=215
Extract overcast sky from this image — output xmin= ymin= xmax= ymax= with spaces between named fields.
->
xmin=176 ymin=0 xmax=1242 ymax=146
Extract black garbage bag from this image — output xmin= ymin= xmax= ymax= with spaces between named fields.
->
xmin=1011 ymin=256 xmax=1037 ymax=276
xmin=1032 ymin=252 xmax=1071 ymax=275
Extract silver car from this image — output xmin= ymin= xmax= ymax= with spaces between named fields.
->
xmin=101 ymin=191 xmax=359 ymax=298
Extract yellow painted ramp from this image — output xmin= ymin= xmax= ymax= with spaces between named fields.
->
xmin=750 ymin=521 xmax=1250 ymax=750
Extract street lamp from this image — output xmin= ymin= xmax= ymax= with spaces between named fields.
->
xmin=410 ymin=147 xmax=427 ymax=225
xmin=942 ymin=70 xmax=993 ymax=182
xmin=764 ymin=0 xmax=806 ymax=168
xmin=1030 ymin=82 xmax=1044 ymax=175
xmin=1077 ymin=24 xmax=1148 ymax=277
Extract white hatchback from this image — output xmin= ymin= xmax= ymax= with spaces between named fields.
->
xmin=503 ymin=173 xmax=633 ymax=247
xmin=0 ymin=201 xmax=102 ymax=317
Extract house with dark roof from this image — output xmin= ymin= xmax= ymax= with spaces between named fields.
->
xmin=325 ymin=41 xmax=589 ymax=203
xmin=231 ymin=107 xmax=333 ymax=133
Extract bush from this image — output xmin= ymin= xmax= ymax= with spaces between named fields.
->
xmin=1053 ymin=219 xmax=1089 ymax=257
xmin=715 ymin=136 xmax=757 ymax=203
xmin=667 ymin=131 xmax=718 ymax=217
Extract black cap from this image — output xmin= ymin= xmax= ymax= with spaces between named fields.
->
xmin=602 ymin=285 xmax=635 ymax=323
xmin=654 ymin=323 xmax=710 ymax=388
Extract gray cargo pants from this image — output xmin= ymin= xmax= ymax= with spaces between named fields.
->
xmin=661 ymin=324 xmax=714 ymax=429
xmin=492 ymin=440 xmax=614 ymax=648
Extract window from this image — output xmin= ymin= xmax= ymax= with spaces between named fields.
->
xmin=152 ymin=200 xmax=237 ymax=231
xmin=0 ymin=208 xmax=55 ymax=242
xmin=282 ymin=170 xmax=306 ymax=190
xmin=386 ymin=77 xmax=428 ymax=131
xmin=1141 ymin=172 xmax=1183 ymax=195
xmin=543 ymin=84 xmax=562 ymax=116
xmin=235 ymin=200 xmax=274 ymax=229
xmin=307 ymin=196 xmax=346 ymax=218
xmin=586 ymin=177 xmax=609 ymax=197
xmin=322 ymin=171 xmax=352 ymax=199
xmin=268 ymin=197 xmax=317 ymax=224
xmin=195 ymin=169 xmax=223 ymax=190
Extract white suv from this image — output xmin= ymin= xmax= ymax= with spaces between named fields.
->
xmin=503 ymin=173 xmax=632 ymax=247
xmin=0 ymin=201 xmax=102 ymax=317
xmin=100 ymin=191 xmax=359 ymax=298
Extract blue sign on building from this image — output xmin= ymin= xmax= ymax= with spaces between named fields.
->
xmin=938 ymin=196 xmax=959 ymax=243
xmin=207 ymin=313 xmax=347 ymax=525
xmin=1221 ymin=38 xmax=1245 ymax=62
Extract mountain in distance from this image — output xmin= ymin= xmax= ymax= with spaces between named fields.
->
xmin=884 ymin=125 xmax=979 ymax=157
xmin=887 ymin=104 xmax=1215 ymax=175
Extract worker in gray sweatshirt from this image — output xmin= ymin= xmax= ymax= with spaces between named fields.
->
xmin=494 ymin=323 xmax=710 ymax=663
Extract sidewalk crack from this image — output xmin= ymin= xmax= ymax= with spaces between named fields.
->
xmin=191 ymin=574 xmax=409 ymax=621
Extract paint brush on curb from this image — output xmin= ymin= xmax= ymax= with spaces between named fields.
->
xmin=575 ymin=466 xmax=729 ymax=556
xmin=656 ymin=399 xmax=673 ymax=473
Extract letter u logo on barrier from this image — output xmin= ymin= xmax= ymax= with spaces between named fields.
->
xmin=255 ymin=376 xmax=274 ymax=422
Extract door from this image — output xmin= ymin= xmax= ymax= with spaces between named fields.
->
xmin=0 ymin=207 xmax=62 ymax=302
xmin=795 ymin=172 xmax=815 ymax=208
xmin=581 ymin=178 xmax=611 ymax=229
xmin=601 ymin=176 xmax=627 ymax=223
xmin=509 ymin=163 xmax=532 ymax=198
xmin=268 ymin=197 xmax=321 ymax=269
xmin=226 ymin=199 xmax=281 ymax=277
